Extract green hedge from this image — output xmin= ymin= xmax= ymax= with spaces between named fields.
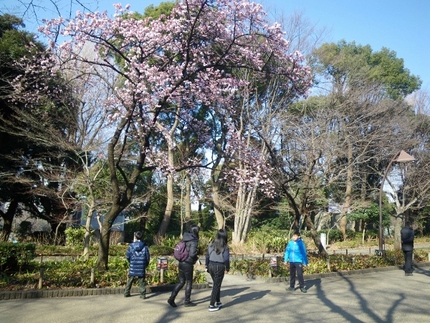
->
xmin=0 ymin=242 xmax=36 ymax=272
xmin=230 ymin=249 xmax=429 ymax=277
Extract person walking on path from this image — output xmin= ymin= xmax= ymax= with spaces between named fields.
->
xmin=401 ymin=221 xmax=415 ymax=276
xmin=205 ymin=229 xmax=230 ymax=312
xmin=284 ymin=231 xmax=308 ymax=293
xmin=124 ymin=231 xmax=150 ymax=299
xmin=168 ymin=225 xmax=200 ymax=307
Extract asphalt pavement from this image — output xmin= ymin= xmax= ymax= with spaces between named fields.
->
xmin=1 ymin=264 xmax=430 ymax=323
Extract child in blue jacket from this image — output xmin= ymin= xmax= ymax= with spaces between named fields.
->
xmin=284 ymin=231 xmax=308 ymax=293
xmin=124 ymin=231 xmax=150 ymax=299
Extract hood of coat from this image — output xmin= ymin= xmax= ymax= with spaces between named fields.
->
xmin=130 ymin=240 xmax=145 ymax=252
xmin=182 ymin=232 xmax=198 ymax=242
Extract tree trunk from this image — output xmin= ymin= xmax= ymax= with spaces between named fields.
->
xmin=184 ymin=174 xmax=191 ymax=220
xmin=97 ymin=217 xmax=113 ymax=270
xmin=211 ymin=169 xmax=225 ymax=229
xmin=232 ymin=173 xmax=258 ymax=244
xmin=304 ymin=213 xmax=328 ymax=256
xmin=83 ymin=204 xmax=95 ymax=259
xmin=156 ymin=173 xmax=174 ymax=243
xmin=154 ymin=108 xmax=180 ymax=243
xmin=155 ymin=146 xmax=175 ymax=244
xmin=340 ymin=141 xmax=353 ymax=240
xmin=393 ymin=216 xmax=403 ymax=250
xmin=0 ymin=199 xmax=18 ymax=242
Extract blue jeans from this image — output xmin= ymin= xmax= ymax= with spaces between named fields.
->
xmin=289 ymin=262 xmax=305 ymax=289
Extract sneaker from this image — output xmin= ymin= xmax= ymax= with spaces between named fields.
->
xmin=140 ymin=295 xmax=146 ymax=299
xmin=286 ymin=287 xmax=295 ymax=291
xmin=184 ymin=302 xmax=197 ymax=307
xmin=209 ymin=305 xmax=220 ymax=312
xmin=216 ymin=302 xmax=223 ymax=308
xmin=300 ymin=287 xmax=307 ymax=293
xmin=167 ymin=299 xmax=177 ymax=308
xmin=124 ymin=294 xmax=131 ymax=298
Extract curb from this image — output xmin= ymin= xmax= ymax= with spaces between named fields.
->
xmin=238 ymin=262 xmax=430 ymax=284
xmin=0 ymin=283 xmax=209 ymax=301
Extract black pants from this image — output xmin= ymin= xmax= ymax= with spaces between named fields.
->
xmin=170 ymin=261 xmax=194 ymax=303
xmin=208 ymin=262 xmax=225 ymax=306
xmin=403 ymin=249 xmax=413 ymax=273
xmin=289 ymin=262 xmax=305 ymax=289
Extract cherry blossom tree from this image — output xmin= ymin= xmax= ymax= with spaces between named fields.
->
xmin=31 ymin=0 xmax=311 ymax=269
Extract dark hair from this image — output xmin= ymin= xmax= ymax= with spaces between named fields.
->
xmin=405 ymin=221 xmax=411 ymax=226
xmin=213 ymin=229 xmax=228 ymax=254
xmin=294 ymin=231 xmax=301 ymax=236
xmin=134 ymin=231 xmax=142 ymax=239
xmin=190 ymin=225 xmax=200 ymax=239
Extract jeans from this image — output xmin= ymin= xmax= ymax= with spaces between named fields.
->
xmin=170 ymin=262 xmax=194 ymax=303
xmin=289 ymin=262 xmax=305 ymax=289
xmin=124 ymin=276 xmax=146 ymax=297
xmin=208 ymin=262 xmax=225 ymax=306
xmin=403 ymin=250 xmax=413 ymax=273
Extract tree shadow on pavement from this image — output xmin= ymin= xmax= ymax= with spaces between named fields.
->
xmin=314 ymin=272 xmax=401 ymax=323
xmin=304 ymin=278 xmax=321 ymax=291
xmin=194 ymin=287 xmax=250 ymax=305
xmin=222 ymin=289 xmax=271 ymax=308
xmin=413 ymin=266 xmax=430 ymax=277
xmin=221 ymin=287 xmax=250 ymax=297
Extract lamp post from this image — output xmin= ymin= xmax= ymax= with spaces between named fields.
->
xmin=378 ymin=150 xmax=415 ymax=254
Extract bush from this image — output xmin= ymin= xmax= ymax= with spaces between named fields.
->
xmin=318 ymin=229 xmax=348 ymax=243
xmin=0 ymin=242 xmax=36 ymax=272
xmin=247 ymin=229 xmax=290 ymax=254
xmin=65 ymin=227 xmax=86 ymax=247
xmin=150 ymin=245 xmax=173 ymax=257
xmin=230 ymin=257 xmax=289 ymax=278
xmin=230 ymin=249 xmax=417 ymax=278
xmin=0 ymin=253 xmax=206 ymax=290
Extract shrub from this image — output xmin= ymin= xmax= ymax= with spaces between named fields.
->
xmin=247 ymin=229 xmax=290 ymax=254
xmin=318 ymin=229 xmax=341 ymax=243
xmin=150 ymin=245 xmax=173 ymax=257
xmin=230 ymin=257 xmax=289 ymax=277
xmin=0 ymin=242 xmax=36 ymax=272
xmin=229 ymin=249 xmax=425 ymax=279
xmin=65 ymin=227 xmax=86 ymax=247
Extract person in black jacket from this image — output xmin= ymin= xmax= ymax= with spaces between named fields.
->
xmin=168 ymin=225 xmax=200 ymax=307
xmin=401 ymin=221 xmax=414 ymax=276
xmin=124 ymin=231 xmax=150 ymax=298
xmin=205 ymin=229 xmax=230 ymax=312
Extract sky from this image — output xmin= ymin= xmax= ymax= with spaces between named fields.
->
xmin=3 ymin=0 xmax=430 ymax=90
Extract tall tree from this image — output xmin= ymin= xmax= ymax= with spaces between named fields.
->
xmin=33 ymin=0 xmax=311 ymax=269
xmin=0 ymin=14 xmax=81 ymax=242
xmin=222 ymin=12 xmax=321 ymax=245
xmin=310 ymin=40 xmax=421 ymax=239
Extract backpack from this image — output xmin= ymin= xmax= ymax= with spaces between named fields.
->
xmin=173 ymin=240 xmax=189 ymax=262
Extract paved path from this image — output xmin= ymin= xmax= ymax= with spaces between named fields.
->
xmin=1 ymin=266 xmax=430 ymax=323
